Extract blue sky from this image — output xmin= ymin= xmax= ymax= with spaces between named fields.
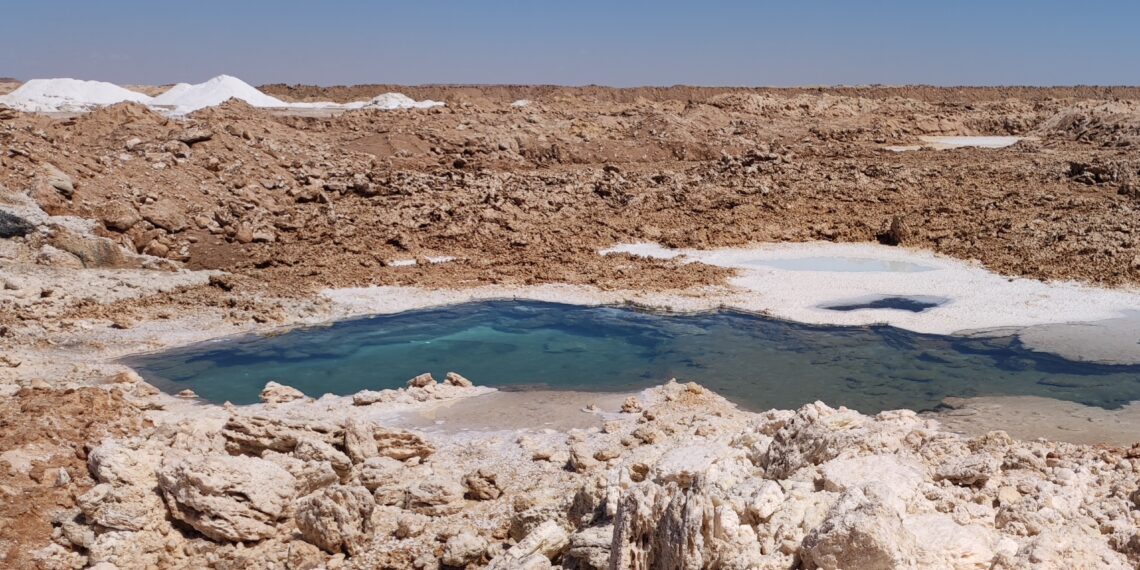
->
xmin=2 ymin=1 xmax=1137 ymax=86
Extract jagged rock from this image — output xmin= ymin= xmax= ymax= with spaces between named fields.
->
xmin=405 ymin=475 xmax=465 ymax=516
xmin=406 ymin=372 xmax=435 ymax=388
xmin=621 ymin=396 xmax=642 ymax=413
xmin=764 ymin=403 xmax=925 ymax=479
xmin=294 ymin=438 xmax=352 ymax=479
xmin=444 ymin=371 xmax=474 ymax=387
xmin=610 ymin=481 xmax=712 ymax=569
xmin=157 ymin=453 xmax=297 ymax=542
xmin=568 ymin=443 xmax=598 ymax=473
xmin=295 ymin=485 xmax=375 ymax=555
xmin=343 ymin=418 xmax=379 ymax=462
xmin=356 ymin=456 xmax=406 ymax=497
xmin=936 ymin=453 xmax=1001 ymax=486
xmin=262 ymin=451 xmax=339 ymax=496
xmin=801 ymin=487 xmax=918 ymax=570
xmin=464 ymin=468 xmax=502 ymax=500
xmin=222 ymin=414 xmax=342 ymax=455
xmin=564 ymin=525 xmax=612 ymax=570
xmin=351 ymin=389 xmax=392 ymax=406
xmin=442 ymin=531 xmax=488 ymax=566
xmin=260 ymin=381 xmax=306 ymax=404
xmin=486 ymin=521 xmax=569 ymax=570
xmin=77 ymin=483 xmax=162 ymax=531
xmin=374 ymin=426 xmax=435 ymax=460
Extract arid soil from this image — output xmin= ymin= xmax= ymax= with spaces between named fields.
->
xmin=2 ymin=85 xmax=1140 ymax=568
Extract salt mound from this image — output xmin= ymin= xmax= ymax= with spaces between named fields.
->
xmin=340 ymin=93 xmax=444 ymax=110
xmin=152 ymin=75 xmax=287 ymax=113
xmin=0 ymin=78 xmax=153 ymax=112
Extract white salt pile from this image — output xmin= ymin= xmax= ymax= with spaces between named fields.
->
xmin=0 ymin=78 xmax=153 ymax=112
xmin=355 ymin=93 xmax=444 ymax=110
xmin=1 ymin=75 xmax=446 ymax=115
xmin=510 ymin=99 xmax=531 ymax=108
xmin=151 ymin=75 xmax=287 ymax=113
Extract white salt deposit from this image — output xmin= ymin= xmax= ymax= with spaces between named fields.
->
xmin=356 ymin=93 xmax=444 ymax=110
xmin=151 ymin=75 xmax=288 ymax=113
xmin=885 ymin=136 xmax=1026 ymax=152
xmin=5 ymin=75 xmax=446 ymax=115
xmin=0 ymin=78 xmax=153 ymax=112
xmin=510 ymin=99 xmax=531 ymax=108
xmin=601 ymin=241 xmax=1140 ymax=340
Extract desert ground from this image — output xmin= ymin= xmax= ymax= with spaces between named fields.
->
xmin=2 ymin=79 xmax=1140 ymax=568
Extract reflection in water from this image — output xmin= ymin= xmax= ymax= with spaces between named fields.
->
xmin=125 ymin=301 xmax=1140 ymax=412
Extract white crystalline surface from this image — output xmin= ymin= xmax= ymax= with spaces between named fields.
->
xmin=0 ymin=78 xmax=154 ymax=112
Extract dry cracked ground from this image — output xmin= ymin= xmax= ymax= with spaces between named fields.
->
xmin=2 ymin=84 xmax=1140 ymax=569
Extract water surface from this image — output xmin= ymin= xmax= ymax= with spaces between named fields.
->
xmin=126 ymin=301 xmax=1140 ymax=412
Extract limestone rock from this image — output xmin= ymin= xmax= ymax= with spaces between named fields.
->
xmin=801 ymin=487 xmax=918 ymax=570
xmin=157 ymin=453 xmax=297 ymax=542
xmin=374 ymin=426 xmax=435 ymax=461
xmin=405 ymin=475 xmax=465 ymax=516
xmin=222 ymin=414 xmax=342 ymax=455
xmin=464 ymin=468 xmax=502 ymax=500
xmin=564 ymin=525 xmax=612 ymax=570
xmin=486 ymin=520 xmax=569 ymax=570
xmin=294 ymin=438 xmax=352 ymax=479
xmin=442 ymin=530 xmax=488 ymax=566
xmin=260 ymin=381 xmax=306 ymax=404
xmin=444 ymin=371 xmax=474 ymax=387
xmin=406 ymin=372 xmax=435 ymax=388
xmin=295 ymin=485 xmax=375 ymax=555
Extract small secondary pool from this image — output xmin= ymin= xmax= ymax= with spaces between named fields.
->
xmin=738 ymin=257 xmax=937 ymax=273
xmin=125 ymin=301 xmax=1140 ymax=412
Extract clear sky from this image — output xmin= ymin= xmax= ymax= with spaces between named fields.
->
xmin=2 ymin=0 xmax=1137 ymax=87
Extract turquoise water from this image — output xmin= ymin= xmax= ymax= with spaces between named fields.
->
xmin=125 ymin=301 xmax=1140 ymax=412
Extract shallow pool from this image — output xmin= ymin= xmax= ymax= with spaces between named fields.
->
xmin=126 ymin=301 xmax=1140 ymax=412
xmin=737 ymin=257 xmax=937 ymax=273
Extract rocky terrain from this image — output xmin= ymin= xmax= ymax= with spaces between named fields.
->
xmin=11 ymin=377 xmax=1140 ymax=569
xmin=2 ymin=84 xmax=1140 ymax=568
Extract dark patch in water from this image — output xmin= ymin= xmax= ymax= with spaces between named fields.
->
xmin=124 ymin=301 xmax=1140 ymax=413
xmin=823 ymin=296 xmax=942 ymax=313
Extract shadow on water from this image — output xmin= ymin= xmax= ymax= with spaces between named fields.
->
xmin=123 ymin=300 xmax=1140 ymax=412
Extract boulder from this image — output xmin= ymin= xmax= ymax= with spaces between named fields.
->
xmin=464 ymin=468 xmax=502 ymax=500
xmin=157 ymin=453 xmax=297 ymax=542
xmin=222 ymin=414 xmax=342 ymax=455
xmin=259 ymin=381 xmax=306 ymax=404
xmin=177 ymin=128 xmax=213 ymax=145
xmin=406 ymin=372 xmax=435 ymax=388
xmin=295 ymin=485 xmax=375 ymax=555
xmin=444 ymin=371 xmax=474 ymax=387
xmin=486 ymin=520 xmax=569 ymax=570
xmin=49 ymin=228 xmax=132 ymax=268
xmin=405 ymin=475 xmax=465 ymax=516
xmin=442 ymin=531 xmax=488 ymax=566
xmin=44 ymin=163 xmax=75 ymax=198
xmin=0 ymin=209 xmax=34 ymax=238
xmin=140 ymin=198 xmax=189 ymax=232
xmin=801 ymin=487 xmax=918 ymax=570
